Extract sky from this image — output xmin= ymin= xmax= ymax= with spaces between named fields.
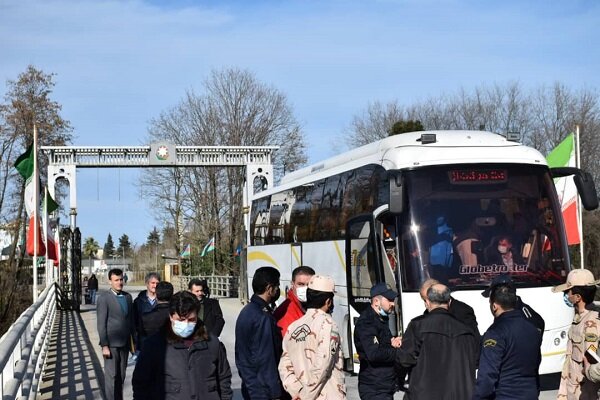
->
xmin=1 ymin=0 xmax=599 ymax=247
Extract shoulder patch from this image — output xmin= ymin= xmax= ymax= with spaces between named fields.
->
xmin=483 ymin=339 xmax=497 ymax=347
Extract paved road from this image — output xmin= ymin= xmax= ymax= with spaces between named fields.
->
xmin=74 ymin=284 xmax=558 ymax=399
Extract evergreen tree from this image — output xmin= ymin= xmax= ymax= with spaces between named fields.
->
xmin=388 ymin=120 xmax=424 ymax=136
xmin=117 ymin=234 xmax=132 ymax=259
xmin=146 ymin=227 xmax=160 ymax=247
xmin=103 ymin=233 xmax=115 ymax=259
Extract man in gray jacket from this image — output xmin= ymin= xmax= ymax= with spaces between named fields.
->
xmin=97 ymin=268 xmax=135 ymax=400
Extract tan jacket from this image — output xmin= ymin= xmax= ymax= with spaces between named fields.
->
xmin=278 ymin=308 xmax=346 ymax=400
xmin=558 ymin=308 xmax=600 ymax=400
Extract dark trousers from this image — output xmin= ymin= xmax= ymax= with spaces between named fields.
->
xmin=359 ymin=386 xmax=394 ymax=400
xmin=103 ymin=346 xmax=128 ymax=400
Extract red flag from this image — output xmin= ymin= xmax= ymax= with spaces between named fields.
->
xmin=26 ymin=215 xmax=46 ymax=256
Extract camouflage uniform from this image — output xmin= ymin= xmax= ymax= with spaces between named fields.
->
xmin=558 ymin=308 xmax=600 ymax=400
xmin=278 ymin=308 xmax=346 ymax=400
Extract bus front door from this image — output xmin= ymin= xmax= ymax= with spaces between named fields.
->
xmin=345 ymin=215 xmax=383 ymax=372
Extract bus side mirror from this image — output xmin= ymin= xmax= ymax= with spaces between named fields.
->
xmin=574 ymin=171 xmax=599 ymax=211
xmin=550 ymin=167 xmax=599 ymax=211
xmin=389 ymin=173 xmax=404 ymax=214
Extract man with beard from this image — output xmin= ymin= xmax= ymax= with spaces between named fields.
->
xmin=274 ymin=265 xmax=315 ymax=337
xmin=235 ymin=266 xmax=284 ymax=400
xmin=189 ymin=279 xmax=225 ymax=337
xmin=354 ymin=283 xmax=415 ymax=400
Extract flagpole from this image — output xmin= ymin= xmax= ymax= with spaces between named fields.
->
xmin=43 ymin=187 xmax=49 ymax=288
xmin=33 ymin=124 xmax=39 ymax=301
xmin=575 ymin=125 xmax=584 ymax=268
xmin=212 ymin=236 xmax=216 ymax=276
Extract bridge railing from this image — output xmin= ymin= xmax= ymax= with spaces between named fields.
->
xmin=0 ymin=283 xmax=57 ymax=399
xmin=173 ymin=275 xmax=239 ymax=298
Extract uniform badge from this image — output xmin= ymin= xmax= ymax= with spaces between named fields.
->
xmin=373 ymin=336 xmax=379 ymax=344
xmin=483 ymin=339 xmax=497 ymax=347
xmin=291 ymin=324 xmax=311 ymax=342
xmin=585 ymin=333 xmax=599 ymax=342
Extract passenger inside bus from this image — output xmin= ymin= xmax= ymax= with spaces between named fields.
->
xmin=428 ymin=216 xmax=455 ymax=284
xmin=484 ymin=235 xmax=524 ymax=268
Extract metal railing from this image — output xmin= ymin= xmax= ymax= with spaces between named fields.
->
xmin=0 ymin=283 xmax=57 ymax=399
xmin=173 ymin=275 xmax=239 ymax=298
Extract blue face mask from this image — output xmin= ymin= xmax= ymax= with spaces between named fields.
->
xmin=378 ymin=305 xmax=390 ymax=317
xmin=563 ymin=292 xmax=574 ymax=308
xmin=172 ymin=320 xmax=196 ymax=338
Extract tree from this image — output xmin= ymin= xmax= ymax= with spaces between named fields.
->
xmin=83 ymin=237 xmax=100 ymax=270
xmin=0 ymin=65 xmax=72 ymax=335
xmin=103 ymin=233 xmax=115 ymax=260
xmin=139 ymin=68 xmax=307 ymax=274
xmin=389 ymin=120 xmax=424 ymax=136
xmin=116 ymin=234 xmax=132 ymax=259
xmin=344 ymin=100 xmax=418 ymax=147
xmin=83 ymin=237 xmax=100 ymax=260
xmin=146 ymin=227 xmax=160 ymax=247
xmin=345 ymin=82 xmax=600 ymax=186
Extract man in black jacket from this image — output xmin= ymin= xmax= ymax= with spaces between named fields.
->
xmin=133 ymin=272 xmax=161 ymax=351
xmin=354 ymin=283 xmax=415 ymax=400
xmin=140 ymin=281 xmax=173 ymax=340
xmin=189 ymin=279 xmax=225 ymax=337
xmin=132 ymin=291 xmax=232 ymax=400
xmin=420 ymin=278 xmax=479 ymax=338
xmin=401 ymin=284 xmax=478 ymax=400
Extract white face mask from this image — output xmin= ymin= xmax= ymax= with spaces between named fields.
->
xmin=497 ymin=245 xmax=508 ymax=254
xmin=296 ymin=286 xmax=308 ymax=303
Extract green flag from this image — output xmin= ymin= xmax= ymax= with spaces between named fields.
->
xmin=14 ymin=145 xmax=35 ymax=215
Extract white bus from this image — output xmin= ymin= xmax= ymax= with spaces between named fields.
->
xmin=247 ymin=130 xmax=598 ymax=377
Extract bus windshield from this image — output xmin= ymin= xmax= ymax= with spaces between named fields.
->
xmin=398 ymin=164 xmax=569 ymax=292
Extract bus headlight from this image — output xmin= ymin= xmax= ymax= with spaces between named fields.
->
xmin=560 ymin=330 xmax=567 ymax=339
xmin=554 ymin=338 xmax=561 ymax=346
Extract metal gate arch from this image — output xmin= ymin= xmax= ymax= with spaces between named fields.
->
xmin=41 ymin=144 xmax=278 ymax=305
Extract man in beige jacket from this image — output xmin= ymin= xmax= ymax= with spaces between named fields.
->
xmin=278 ymin=275 xmax=346 ymax=400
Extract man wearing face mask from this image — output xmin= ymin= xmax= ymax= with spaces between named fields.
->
xmin=132 ymin=291 xmax=232 ymax=400
xmin=278 ymin=275 xmax=346 ymax=399
xmin=353 ymin=283 xmax=416 ymax=400
xmin=552 ymin=268 xmax=600 ymax=400
xmin=274 ymin=266 xmax=315 ymax=337
xmin=473 ymin=283 xmax=541 ymax=399
xmin=481 ymin=274 xmax=544 ymax=337
xmin=235 ymin=266 xmax=284 ymax=400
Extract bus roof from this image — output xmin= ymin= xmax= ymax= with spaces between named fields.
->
xmin=267 ymin=130 xmax=546 ymax=196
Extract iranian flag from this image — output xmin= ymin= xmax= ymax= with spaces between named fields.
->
xmin=43 ymin=187 xmax=59 ymax=264
xmin=546 ymin=133 xmax=581 ymax=245
xmin=14 ymin=144 xmax=46 ymax=256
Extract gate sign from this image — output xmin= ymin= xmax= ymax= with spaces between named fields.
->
xmin=150 ymin=143 xmax=177 ymax=166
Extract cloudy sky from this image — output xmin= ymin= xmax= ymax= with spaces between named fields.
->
xmin=1 ymin=0 xmax=599 ymax=247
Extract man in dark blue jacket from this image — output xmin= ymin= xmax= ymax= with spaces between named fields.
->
xmin=235 ymin=266 xmax=284 ymax=400
xmin=474 ymin=283 xmax=542 ymax=399
xmin=354 ymin=283 xmax=415 ymax=400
